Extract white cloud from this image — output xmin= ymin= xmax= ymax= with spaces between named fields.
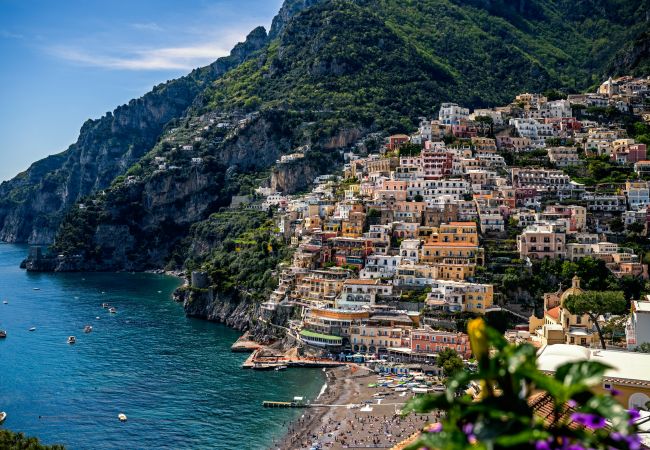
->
xmin=49 ymin=42 xmax=234 ymax=71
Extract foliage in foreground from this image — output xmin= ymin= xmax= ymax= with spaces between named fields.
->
xmin=404 ymin=319 xmax=644 ymax=450
xmin=0 ymin=430 xmax=64 ymax=450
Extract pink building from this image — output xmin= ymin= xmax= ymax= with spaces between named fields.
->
xmin=410 ymin=327 xmax=472 ymax=359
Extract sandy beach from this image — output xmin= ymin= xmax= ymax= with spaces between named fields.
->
xmin=271 ymin=366 xmax=439 ymax=450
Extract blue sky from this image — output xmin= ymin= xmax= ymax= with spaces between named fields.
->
xmin=0 ymin=0 xmax=283 ymax=181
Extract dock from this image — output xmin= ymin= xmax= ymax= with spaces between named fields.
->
xmin=242 ymin=349 xmax=347 ymax=370
xmin=230 ymin=333 xmax=264 ymax=353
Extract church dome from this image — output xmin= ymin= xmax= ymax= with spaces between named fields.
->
xmin=560 ymin=275 xmax=584 ymax=305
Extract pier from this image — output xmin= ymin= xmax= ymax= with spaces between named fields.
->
xmin=242 ymin=349 xmax=347 ymax=370
xmin=230 ymin=333 xmax=264 ymax=353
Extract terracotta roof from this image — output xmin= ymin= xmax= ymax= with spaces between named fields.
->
xmin=528 ymin=392 xmax=583 ymax=430
xmin=546 ymin=306 xmax=560 ymax=321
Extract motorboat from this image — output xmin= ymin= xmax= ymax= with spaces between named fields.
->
xmin=0 ymin=411 xmax=6 ymax=423
xmin=67 ymin=336 xmax=76 ymax=344
xmin=108 ymin=307 xmax=117 ymax=314
xmin=29 ymin=327 xmax=36 ymax=332
xmin=0 ymin=330 xmax=6 ymax=338
xmin=275 ymin=365 xmax=287 ymax=371
xmin=101 ymin=303 xmax=110 ymax=308
xmin=118 ymin=413 xmax=127 ymax=422
xmin=3 ymin=300 xmax=7 ymax=304
xmin=84 ymin=325 xmax=93 ymax=333
xmin=33 ymin=288 xmax=40 ymax=291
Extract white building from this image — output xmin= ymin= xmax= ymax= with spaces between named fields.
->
xmin=627 ymin=299 xmax=650 ymax=350
xmin=439 ymin=103 xmax=469 ymax=125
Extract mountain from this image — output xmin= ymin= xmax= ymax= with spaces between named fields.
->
xmin=7 ymin=0 xmax=650 ymax=269
xmin=0 ymin=26 xmax=269 ymax=244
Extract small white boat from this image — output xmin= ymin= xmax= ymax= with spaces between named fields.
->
xmin=118 ymin=413 xmax=127 ymax=422
xmin=108 ymin=307 xmax=117 ymax=314
xmin=67 ymin=336 xmax=76 ymax=344
xmin=3 ymin=300 xmax=7 ymax=304
xmin=33 ymin=288 xmax=40 ymax=291
xmin=29 ymin=327 xmax=36 ymax=332
xmin=84 ymin=325 xmax=93 ymax=333
xmin=275 ymin=365 xmax=287 ymax=371
xmin=0 ymin=411 xmax=6 ymax=423
xmin=101 ymin=303 xmax=110 ymax=308
xmin=0 ymin=330 xmax=6 ymax=338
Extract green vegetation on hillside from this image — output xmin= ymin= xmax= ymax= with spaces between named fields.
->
xmin=185 ymin=210 xmax=292 ymax=299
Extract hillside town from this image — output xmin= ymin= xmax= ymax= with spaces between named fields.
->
xmin=209 ymin=76 xmax=650 ymax=414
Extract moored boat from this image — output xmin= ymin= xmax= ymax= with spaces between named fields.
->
xmin=67 ymin=336 xmax=76 ymax=344
xmin=0 ymin=330 xmax=6 ymax=338
xmin=275 ymin=365 xmax=287 ymax=371
xmin=101 ymin=303 xmax=110 ymax=308
xmin=0 ymin=411 xmax=6 ymax=423
xmin=29 ymin=327 xmax=36 ymax=332
xmin=84 ymin=325 xmax=93 ymax=333
xmin=108 ymin=307 xmax=117 ymax=314
xmin=118 ymin=413 xmax=127 ymax=422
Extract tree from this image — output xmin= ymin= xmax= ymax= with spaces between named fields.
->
xmin=609 ymin=217 xmax=625 ymax=233
xmin=564 ymin=291 xmax=627 ymax=349
xmin=0 ymin=430 xmax=64 ymax=449
xmin=413 ymin=193 xmax=424 ymax=202
xmin=437 ymin=347 xmax=465 ymax=378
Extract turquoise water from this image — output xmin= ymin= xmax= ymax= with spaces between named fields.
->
xmin=0 ymin=243 xmax=324 ymax=449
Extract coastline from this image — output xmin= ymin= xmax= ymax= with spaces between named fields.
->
xmin=271 ymin=366 xmax=438 ymax=450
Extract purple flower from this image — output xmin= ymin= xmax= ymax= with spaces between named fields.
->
xmin=626 ymin=434 xmax=642 ymax=450
xmin=611 ymin=432 xmax=641 ymax=450
xmin=567 ymin=399 xmax=578 ymax=408
xmin=566 ymin=445 xmax=586 ymax=450
xmin=462 ymin=422 xmax=477 ymax=443
xmin=570 ymin=412 xmax=607 ymax=429
xmin=628 ymin=409 xmax=641 ymax=423
xmin=424 ymin=422 xmax=442 ymax=433
xmin=535 ymin=440 xmax=552 ymax=450
xmin=608 ymin=387 xmax=621 ymax=396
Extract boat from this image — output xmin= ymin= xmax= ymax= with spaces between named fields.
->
xmin=0 ymin=411 xmax=6 ymax=423
xmin=33 ymin=288 xmax=40 ymax=291
xmin=118 ymin=413 xmax=127 ymax=422
xmin=84 ymin=325 xmax=93 ymax=333
xmin=0 ymin=330 xmax=6 ymax=338
xmin=101 ymin=303 xmax=110 ymax=308
xmin=67 ymin=336 xmax=76 ymax=344
xmin=274 ymin=365 xmax=287 ymax=371
xmin=3 ymin=300 xmax=7 ymax=304
xmin=29 ymin=327 xmax=36 ymax=332
xmin=108 ymin=307 xmax=117 ymax=314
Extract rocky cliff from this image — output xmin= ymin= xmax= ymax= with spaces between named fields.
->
xmin=0 ymin=26 xmax=270 ymax=244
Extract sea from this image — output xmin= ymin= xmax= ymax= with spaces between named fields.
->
xmin=0 ymin=243 xmax=325 ymax=449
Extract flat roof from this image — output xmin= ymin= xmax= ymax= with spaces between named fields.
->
xmin=537 ymin=344 xmax=650 ymax=383
xmin=299 ymin=329 xmax=342 ymax=341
